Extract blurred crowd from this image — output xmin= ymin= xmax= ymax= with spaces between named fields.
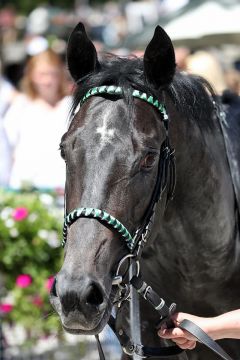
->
xmin=0 ymin=0 xmax=240 ymax=190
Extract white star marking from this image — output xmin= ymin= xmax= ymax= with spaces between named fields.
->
xmin=96 ymin=111 xmax=115 ymax=147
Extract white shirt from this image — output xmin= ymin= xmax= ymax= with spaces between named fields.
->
xmin=0 ymin=77 xmax=15 ymax=186
xmin=4 ymin=94 xmax=71 ymax=189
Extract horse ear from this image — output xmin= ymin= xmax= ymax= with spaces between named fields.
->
xmin=143 ymin=26 xmax=176 ymax=88
xmin=67 ymin=22 xmax=99 ymax=82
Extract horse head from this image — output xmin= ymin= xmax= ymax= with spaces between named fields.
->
xmin=50 ymin=22 xmax=177 ymax=335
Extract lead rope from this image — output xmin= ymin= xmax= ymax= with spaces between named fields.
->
xmin=129 ymin=275 xmax=234 ymax=360
xmin=95 ymin=335 xmax=105 ymax=360
xmin=129 ymin=261 xmax=142 ymax=360
xmin=178 ymin=320 xmax=234 ymax=360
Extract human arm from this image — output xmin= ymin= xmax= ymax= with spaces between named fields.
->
xmin=158 ymin=310 xmax=240 ymax=350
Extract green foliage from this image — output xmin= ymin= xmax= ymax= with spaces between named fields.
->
xmin=0 ymin=190 xmax=64 ymax=344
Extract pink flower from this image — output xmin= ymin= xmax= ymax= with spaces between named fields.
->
xmin=45 ymin=276 xmax=54 ymax=292
xmin=12 ymin=207 xmax=28 ymax=221
xmin=0 ymin=303 xmax=13 ymax=313
xmin=32 ymin=295 xmax=43 ymax=307
xmin=16 ymin=274 xmax=32 ymax=288
xmin=55 ymin=187 xmax=64 ymax=196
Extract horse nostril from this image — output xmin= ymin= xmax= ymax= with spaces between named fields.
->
xmin=85 ymin=283 xmax=104 ymax=307
xmin=56 ymin=274 xmax=106 ymax=316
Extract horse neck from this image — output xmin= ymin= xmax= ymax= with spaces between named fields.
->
xmin=153 ymin=109 xmax=240 ymax=272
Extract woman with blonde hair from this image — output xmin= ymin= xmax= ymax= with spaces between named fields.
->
xmin=4 ymin=49 xmax=72 ymax=189
xmin=21 ymin=49 xmax=69 ymax=104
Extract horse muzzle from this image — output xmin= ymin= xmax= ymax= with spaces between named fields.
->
xmin=50 ymin=274 xmax=112 ymax=334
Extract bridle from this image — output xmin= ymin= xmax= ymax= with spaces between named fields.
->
xmin=62 ymin=86 xmax=234 ymax=360
xmin=63 ymin=85 xmax=176 ymax=253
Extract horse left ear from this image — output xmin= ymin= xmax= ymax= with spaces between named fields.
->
xmin=144 ymin=26 xmax=176 ymax=88
xmin=67 ymin=22 xmax=99 ymax=82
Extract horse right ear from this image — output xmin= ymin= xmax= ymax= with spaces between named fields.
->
xmin=144 ymin=25 xmax=176 ymax=88
xmin=67 ymin=22 xmax=99 ymax=82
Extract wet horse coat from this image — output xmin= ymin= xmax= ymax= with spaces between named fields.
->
xmin=50 ymin=23 xmax=240 ymax=359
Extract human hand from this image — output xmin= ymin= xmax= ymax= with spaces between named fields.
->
xmin=158 ymin=312 xmax=211 ymax=350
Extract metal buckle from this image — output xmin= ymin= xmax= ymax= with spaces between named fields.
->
xmin=123 ymin=344 xmax=135 ymax=356
xmin=112 ymin=254 xmax=139 ymax=285
xmin=112 ymin=275 xmax=123 ymax=286
xmin=135 ymin=229 xmax=149 ymax=257
xmin=113 ymin=283 xmax=131 ymax=307
xmin=155 ymin=298 xmax=165 ymax=310
xmin=123 ymin=343 xmax=147 ymax=358
xmin=115 ymin=254 xmax=135 ymax=277
xmin=112 ymin=254 xmax=140 ymax=307
xmin=143 ymin=285 xmax=152 ymax=300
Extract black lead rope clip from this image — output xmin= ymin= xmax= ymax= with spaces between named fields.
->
xmin=130 ymin=275 xmax=177 ymax=329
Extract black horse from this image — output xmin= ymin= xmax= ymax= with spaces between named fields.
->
xmin=50 ymin=23 xmax=240 ymax=359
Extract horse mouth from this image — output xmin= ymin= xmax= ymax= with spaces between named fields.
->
xmin=50 ymin=291 xmax=114 ymax=336
xmin=61 ymin=306 xmax=112 ymax=335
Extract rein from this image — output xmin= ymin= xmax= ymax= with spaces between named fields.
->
xmin=62 ymin=86 xmax=234 ymax=360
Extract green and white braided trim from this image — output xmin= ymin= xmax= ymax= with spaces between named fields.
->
xmin=79 ymin=86 xmax=168 ymax=120
xmin=62 ymin=207 xmax=135 ymax=250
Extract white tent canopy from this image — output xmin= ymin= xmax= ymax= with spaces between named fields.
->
xmin=123 ymin=0 xmax=240 ymax=49
xmin=165 ymin=1 xmax=240 ymax=41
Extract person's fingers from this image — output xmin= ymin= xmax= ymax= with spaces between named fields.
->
xmin=171 ymin=337 xmax=190 ymax=345
xmin=180 ymin=340 xmax=196 ymax=350
xmin=158 ymin=326 xmax=197 ymax=342
xmin=158 ymin=329 xmax=197 ymax=349
xmin=172 ymin=338 xmax=197 ymax=349
xmin=171 ymin=312 xmax=183 ymax=326
xmin=171 ymin=312 xmax=195 ymax=326
xmin=158 ymin=327 xmax=186 ymax=339
xmin=187 ymin=341 xmax=197 ymax=350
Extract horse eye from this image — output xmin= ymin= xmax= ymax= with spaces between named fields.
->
xmin=141 ymin=153 xmax=157 ymax=169
xmin=59 ymin=145 xmax=66 ymax=160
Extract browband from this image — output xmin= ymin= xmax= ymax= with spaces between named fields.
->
xmin=79 ymin=85 xmax=168 ymax=120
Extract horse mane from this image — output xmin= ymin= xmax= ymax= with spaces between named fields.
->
xmin=71 ymin=54 xmax=216 ymax=128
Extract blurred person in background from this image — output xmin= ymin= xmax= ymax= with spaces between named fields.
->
xmin=3 ymin=49 xmax=71 ymax=190
xmin=0 ymin=58 xmax=18 ymax=187
xmin=186 ymin=50 xmax=240 ymax=142
xmin=186 ymin=50 xmax=227 ymax=95
xmin=174 ymin=46 xmax=190 ymax=71
xmin=224 ymin=67 xmax=240 ymax=96
xmin=222 ymin=62 xmax=240 ymax=123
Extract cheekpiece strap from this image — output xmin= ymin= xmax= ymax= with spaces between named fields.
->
xmin=62 ymin=207 xmax=135 ymax=250
xmin=80 ymin=86 xmax=168 ymax=120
